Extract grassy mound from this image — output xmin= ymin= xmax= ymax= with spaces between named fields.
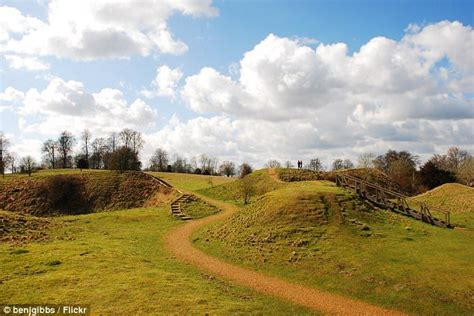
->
xmin=181 ymin=198 xmax=220 ymax=219
xmin=195 ymin=180 xmax=474 ymax=314
xmin=199 ymin=169 xmax=284 ymax=203
xmin=0 ymin=171 xmax=172 ymax=216
xmin=411 ymin=183 xmax=474 ymax=213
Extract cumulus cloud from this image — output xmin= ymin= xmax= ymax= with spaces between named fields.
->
xmin=5 ymin=54 xmax=50 ymax=71
xmin=178 ymin=20 xmax=474 ymax=165
xmin=142 ymin=65 xmax=183 ymax=98
xmin=10 ymin=77 xmax=157 ymax=136
xmin=0 ymin=0 xmax=218 ymax=60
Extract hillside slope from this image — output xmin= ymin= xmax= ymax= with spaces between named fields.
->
xmin=412 ymin=183 xmax=474 ymax=213
xmin=195 ymin=179 xmax=474 ymax=315
xmin=0 ymin=171 xmax=173 ymax=216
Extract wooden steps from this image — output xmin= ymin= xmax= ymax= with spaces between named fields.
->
xmin=335 ymin=173 xmax=452 ymax=228
xmin=170 ymin=194 xmax=193 ymax=221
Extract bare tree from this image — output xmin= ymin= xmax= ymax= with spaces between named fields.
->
xmin=446 ymin=147 xmax=470 ymax=173
xmin=150 ymin=148 xmax=169 ymax=172
xmin=457 ymin=157 xmax=474 ymax=186
xmin=57 ymin=131 xmax=75 ymax=168
xmin=119 ymin=128 xmax=143 ymax=154
xmin=218 ymin=161 xmax=236 ymax=177
xmin=239 ymin=163 xmax=253 ymax=178
xmin=332 ymin=159 xmax=344 ymax=170
xmin=307 ymin=158 xmax=324 ymax=172
xmin=343 ymin=159 xmax=354 ymax=169
xmin=20 ymin=155 xmax=37 ymax=176
xmin=6 ymin=152 xmax=18 ymax=173
xmin=108 ymin=132 xmax=118 ymax=153
xmin=357 ymin=153 xmax=376 ymax=169
xmin=265 ymin=160 xmax=281 ymax=168
xmin=239 ymin=175 xmax=256 ymax=204
xmin=81 ymin=129 xmax=92 ymax=163
xmin=42 ymin=139 xmax=58 ymax=169
xmin=90 ymin=137 xmax=108 ymax=169
xmin=284 ymin=160 xmax=294 ymax=168
xmin=0 ymin=132 xmax=10 ymax=178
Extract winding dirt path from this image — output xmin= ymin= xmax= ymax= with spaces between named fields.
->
xmin=164 ymin=193 xmax=406 ymax=315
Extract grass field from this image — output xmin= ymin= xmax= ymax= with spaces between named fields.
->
xmin=148 ymin=171 xmax=235 ymax=191
xmin=0 ymin=206 xmax=312 ymax=314
xmin=192 ymin=171 xmax=474 ymax=315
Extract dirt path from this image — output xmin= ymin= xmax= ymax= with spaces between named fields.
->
xmin=164 ymin=193 xmax=406 ymax=315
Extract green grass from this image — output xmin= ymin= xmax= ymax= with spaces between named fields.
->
xmin=0 ymin=207 xmax=313 ymax=314
xmin=193 ymin=180 xmax=474 ymax=315
xmin=182 ymin=199 xmax=221 ymax=219
xmin=1 ymin=169 xmax=106 ymax=182
xmin=148 ymin=171 xmax=235 ymax=191
xmin=198 ymin=169 xmax=285 ymax=204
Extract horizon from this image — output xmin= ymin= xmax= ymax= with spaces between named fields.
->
xmin=1 ymin=0 xmax=473 ymax=168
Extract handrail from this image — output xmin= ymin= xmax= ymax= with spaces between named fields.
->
xmin=335 ymin=173 xmax=452 ymax=228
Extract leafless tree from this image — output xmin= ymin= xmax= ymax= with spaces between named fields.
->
xmin=0 ymin=132 xmax=9 ymax=178
xmin=20 ymin=155 xmax=37 ymax=176
xmin=42 ymin=139 xmax=58 ymax=169
xmin=457 ymin=157 xmax=474 ymax=186
xmin=239 ymin=175 xmax=256 ymax=204
xmin=284 ymin=160 xmax=294 ymax=168
xmin=343 ymin=159 xmax=354 ymax=169
xmin=6 ymin=152 xmax=18 ymax=173
xmin=90 ymin=137 xmax=108 ymax=169
xmin=332 ymin=159 xmax=344 ymax=170
xmin=119 ymin=128 xmax=143 ymax=154
xmin=239 ymin=163 xmax=253 ymax=178
xmin=57 ymin=131 xmax=75 ymax=168
xmin=307 ymin=158 xmax=324 ymax=172
xmin=265 ymin=160 xmax=281 ymax=168
xmin=149 ymin=148 xmax=169 ymax=172
xmin=218 ymin=161 xmax=236 ymax=177
xmin=357 ymin=153 xmax=376 ymax=169
xmin=108 ymin=132 xmax=118 ymax=153
xmin=81 ymin=129 xmax=92 ymax=162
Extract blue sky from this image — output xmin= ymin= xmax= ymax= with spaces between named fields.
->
xmin=1 ymin=0 xmax=473 ymax=167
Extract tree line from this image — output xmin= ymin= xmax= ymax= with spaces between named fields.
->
xmin=263 ymin=147 xmax=473 ymax=193
xmin=0 ymin=130 xmax=254 ymax=179
xmin=1 ymin=131 xmax=472 ymax=193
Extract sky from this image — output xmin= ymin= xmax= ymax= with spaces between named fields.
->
xmin=0 ymin=0 xmax=473 ymax=168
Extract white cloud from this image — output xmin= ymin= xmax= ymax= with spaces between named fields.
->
xmin=142 ymin=65 xmax=183 ymax=98
xmin=5 ymin=54 xmax=50 ymax=71
xmin=12 ymin=77 xmax=158 ymax=136
xmin=0 ymin=0 xmax=218 ymax=60
xmin=176 ymin=21 xmax=474 ymax=165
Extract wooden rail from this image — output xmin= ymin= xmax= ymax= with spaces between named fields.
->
xmin=335 ymin=173 xmax=452 ymax=228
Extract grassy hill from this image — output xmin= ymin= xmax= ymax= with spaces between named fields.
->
xmin=412 ymin=183 xmax=474 ymax=213
xmin=198 ymin=169 xmax=284 ymax=203
xmin=194 ymin=173 xmax=474 ymax=315
xmin=0 ymin=171 xmax=172 ymax=216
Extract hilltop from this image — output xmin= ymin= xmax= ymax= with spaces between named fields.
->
xmin=412 ymin=183 xmax=474 ymax=213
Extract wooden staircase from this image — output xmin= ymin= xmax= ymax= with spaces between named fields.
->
xmin=335 ymin=173 xmax=452 ymax=228
xmin=170 ymin=194 xmax=193 ymax=221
